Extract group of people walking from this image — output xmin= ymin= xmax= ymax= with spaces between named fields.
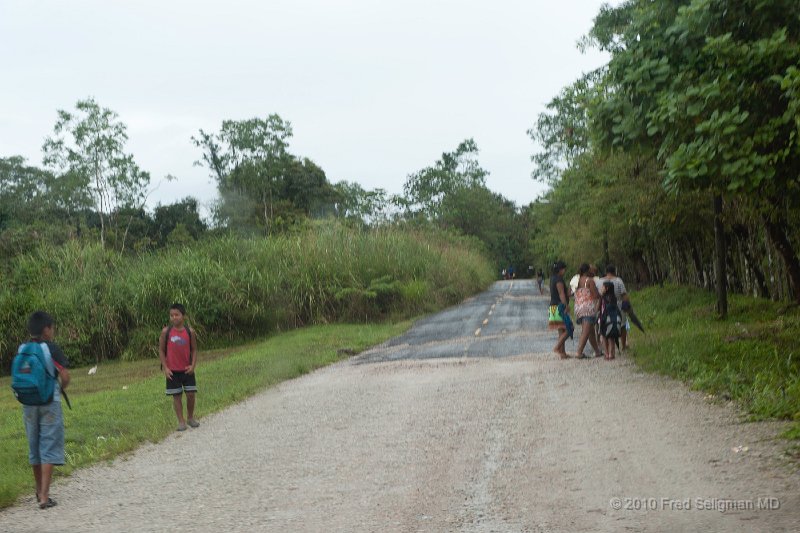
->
xmin=547 ymin=261 xmax=630 ymax=360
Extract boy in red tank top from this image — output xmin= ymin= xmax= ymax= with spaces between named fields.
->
xmin=158 ymin=303 xmax=199 ymax=431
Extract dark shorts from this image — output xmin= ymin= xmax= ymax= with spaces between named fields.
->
xmin=166 ymin=371 xmax=198 ymax=395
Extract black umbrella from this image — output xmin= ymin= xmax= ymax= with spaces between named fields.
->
xmin=622 ymin=301 xmax=645 ymax=333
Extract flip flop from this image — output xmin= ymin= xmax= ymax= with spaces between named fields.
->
xmin=39 ymin=498 xmax=57 ymax=510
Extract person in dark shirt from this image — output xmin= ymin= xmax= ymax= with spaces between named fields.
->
xmin=22 ymin=311 xmax=70 ymax=509
xmin=548 ymin=261 xmax=571 ymax=359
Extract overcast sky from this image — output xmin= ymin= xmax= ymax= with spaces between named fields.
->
xmin=0 ymin=0 xmax=615 ymax=213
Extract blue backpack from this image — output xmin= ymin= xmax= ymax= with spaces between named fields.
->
xmin=11 ymin=342 xmax=56 ymax=406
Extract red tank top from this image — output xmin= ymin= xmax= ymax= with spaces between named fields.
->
xmin=165 ymin=327 xmax=191 ymax=371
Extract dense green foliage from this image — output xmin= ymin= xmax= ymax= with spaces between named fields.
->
xmin=528 ymin=0 xmax=800 ymax=307
xmin=42 ymin=98 xmax=151 ymax=248
xmin=193 ymin=115 xmax=340 ymax=233
xmin=630 ymin=285 xmax=800 ymax=436
xmin=0 ymin=223 xmax=493 ymax=369
xmin=2 ymin=99 xmax=533 ymax=276
xmin=401 ymin=139 xmax=534 ymax=273
xmin=0 ymin=322 xmax=410 ymax=508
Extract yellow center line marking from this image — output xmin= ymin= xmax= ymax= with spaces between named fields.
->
xmin=474 ymin=328 xmax=481 ymax=337
xmin=482 ymin=319 xmax=489 ymax=325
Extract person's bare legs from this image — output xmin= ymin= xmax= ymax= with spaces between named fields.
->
xmin=621 ymin=328 xmax=628 ymax=351
xmin=186 ymin=392 xmax=196 ymax=421
xmin=576 ymin=319 xmax=591 ymax=357
xmin=605 ymin=337 xmax=616 ymax=360
xmin=553 ymin=327 xmax=569 ymax=359
xmin=33 ymin=464 xmax=42 ymax=501
xmin=33 ymin=464 xmax=54 ymax=505
xmin=588 ymin=324 xmax=601 ymax=356
xmin=172 ymin=394 xmax=185 ymax=425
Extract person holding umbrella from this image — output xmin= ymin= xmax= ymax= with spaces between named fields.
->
xmin=548 ymin=260 xmax=571 ymax=359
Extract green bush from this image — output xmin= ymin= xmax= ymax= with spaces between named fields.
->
xmin=0 ymin=222 xmax=494 ymax=369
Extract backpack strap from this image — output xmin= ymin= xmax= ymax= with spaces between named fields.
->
xmin=159 ymin=326 xmax=170 ymax=370
xmin=186 ymin=325 xmax=193 ymax=365
xmin=161 ymin=326 xmax=172 ymax=355
xmin=34 ymin=341 xmax=57 ymax=379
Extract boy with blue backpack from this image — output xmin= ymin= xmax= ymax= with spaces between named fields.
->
xmin=11 ymin=311 xmax=71 ymax=509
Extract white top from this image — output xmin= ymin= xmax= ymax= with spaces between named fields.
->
xmin=569 ymin=274 xmax=580 ymax=294
xmin=599 ymin=276 xmax=627 ymax=301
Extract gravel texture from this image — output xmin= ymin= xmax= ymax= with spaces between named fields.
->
xmin=2 ymin=280 xmax=798 ymax=532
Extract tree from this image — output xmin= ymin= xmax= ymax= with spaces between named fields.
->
xmin=0 ymin=156 xmax=56 ymax=228
xmin=42 ymin=97 xmax=150 ymax=248
xmin=280 ymin=157 xmax=336 ymax=216
xmin=152 ymin=197 xmax=206 ymax=245
xmin=330 ymin=181 xmax=392 ymax=224
xmin=439 ymin=185 xmax=528 ymax=271
xmin=193 ymin=115 xmax=293 ymax=234
xmin=403 ymin=139 xmax=488 ymax=220
xmin=527 ymin=71 xmax=601 ymax=185
xmin=587 ymin=0 xmax=800 ymax=309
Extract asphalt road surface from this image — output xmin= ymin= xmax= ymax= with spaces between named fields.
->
xmin=2 ymin=280 xmax=799 ymax=532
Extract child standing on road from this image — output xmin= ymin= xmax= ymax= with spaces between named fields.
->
xmin=158 ymin=303 xmax=199 ymax=431
xmin=18 ymin=311 xmax=71 ymax=509
xmin=599 ymin=282 xmax=622 ymax=360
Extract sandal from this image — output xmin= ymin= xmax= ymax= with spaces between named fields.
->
xmin=39 ymin=498 xmax=57 ymax=510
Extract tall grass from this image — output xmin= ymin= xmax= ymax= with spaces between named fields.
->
xmin=0 ymin=223 xmax=494 ymax=368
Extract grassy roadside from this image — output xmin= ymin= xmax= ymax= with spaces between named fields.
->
xmin=628 ymin=285 xmax=800 ymax=441
xmin=0 ymin=321 xmax=410 ymax=509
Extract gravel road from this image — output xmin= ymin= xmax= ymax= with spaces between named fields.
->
xmin=2 ymin=280 xmax=798 ymax=532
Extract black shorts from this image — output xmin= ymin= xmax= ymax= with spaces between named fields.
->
xmin=166 ymin=371 xmax=198 ymax=395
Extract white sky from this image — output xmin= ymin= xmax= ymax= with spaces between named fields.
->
xmin=0 ymin=0 xmax=615 ymax=213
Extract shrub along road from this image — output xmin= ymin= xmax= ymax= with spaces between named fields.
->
xmin=2 ymin=281 xmax=798 ymax=532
